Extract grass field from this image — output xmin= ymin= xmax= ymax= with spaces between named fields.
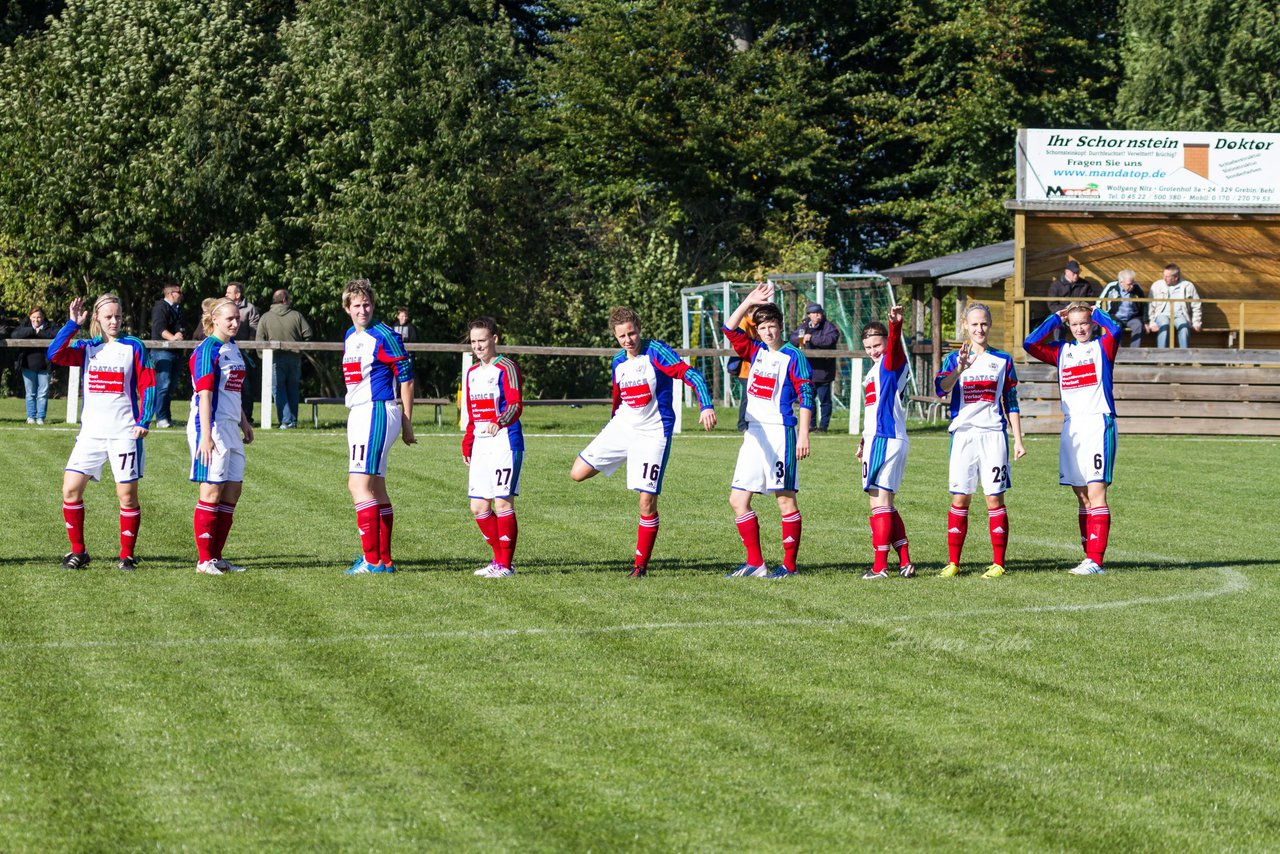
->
xmin=2 ymin=396 xmax=1278 ymax=851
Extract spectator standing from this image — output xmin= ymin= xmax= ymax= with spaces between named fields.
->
xmin=393 ymin=308 xmax=417 ymax=343
xmin=1097 ymin=270 xmax=1147 ymax=348
xmin=789 ymin=302 xmax=841 ymax=432
xmin=257 ymin=289 xmax=314 ymax=429
xmin=225 ymin=282 xmax=261 ymax=419
xmin=730 ymin=314 xmax=757 ymax=431
xmin=149 ymin=284 xmax=185 ymax=428
xmin=12 ymin=306 xmax=57 ymax=424
xmin=1147 ymin=263 xmax=1202 ymax=348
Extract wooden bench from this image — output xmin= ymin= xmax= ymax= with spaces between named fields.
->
xmin=304 ymin=397 xmax=451 ymax=428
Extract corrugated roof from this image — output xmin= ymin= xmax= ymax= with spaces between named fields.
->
xmin=938 ymin=259 xmax=1015 ymax=289
xmin=881 ymin=240 xmax=1015 ymax=284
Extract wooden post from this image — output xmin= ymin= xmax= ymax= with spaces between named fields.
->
xmin=260 ymin=346 xmax=274 ymax=429
xmin=1239 ymin=302 xmax=1246 ymax=350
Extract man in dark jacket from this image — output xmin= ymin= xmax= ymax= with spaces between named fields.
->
xmin=1042 ymin=260 xmax=1096 ymax=338
xmin=789 ymin=302 xmax=841 ymax=432
xmin=149 ymin=284 xmax=185 ymax=427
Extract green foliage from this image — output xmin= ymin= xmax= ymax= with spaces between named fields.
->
xmin=0 ymin=234 xmax=62 ymax=317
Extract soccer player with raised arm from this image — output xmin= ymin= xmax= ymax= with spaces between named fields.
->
xmin=341 ymin=279 xmax=416 ymax=574
xmin=935 ymin=303 xmax=1026 ymax=579
xmin=47 ymin=295 xmax=156 ymax=571
xmin=858 ymin=304 xmax=914 ymax=579
xmin=1024 ymin=301 xmax=1120 ymax=575
xmin=570 ymin=306 xmax=717 ymax=577
xmin=463 ymin=317 xmax=524 ymax=579
xmin=188 ymin=297 xmax=255 ymax=575
xmin=722 ymin=283 xmax=813 ymax=579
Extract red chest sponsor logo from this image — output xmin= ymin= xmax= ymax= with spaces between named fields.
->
xmin=620 ymin=380 xmax=653 ymax=408
xmin=748 ymin=372 xmax=778 ymax=400
xmin=225 ymin=369 xmax=246 ymax=392
xmin=864 ymin=379 xmax=877 ymax=407
xmin=470 ymin=396 xmax=499 ymax=420
xmin=961 ymin=378 xmax=998 ymax=404
xmin=87 ymin=368 xmax=125 ymax=395
xmin=342 ymin=358 xmax=363 ymax=386
xmin=1060 ymin=362 xmax=1098 ymax=390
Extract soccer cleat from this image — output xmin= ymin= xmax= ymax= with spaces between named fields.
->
xmin=479 ymin=564 xmax=514 ymax=578
xmin=1068 ymin=558 xmax=1105 ymax=575
xmin=214 ymin=558 xmax=246 ymax=573
xmin=765 ymin=566 xmax=795 ymax=579
xmin=344 ymin=557 xmax=379 ymax=575
xmin=378 ymin=562 xmax=397 ymax=574
xmin=61 ymin=551 xmax=91 ymax=570
xmin=981 ymin=563 xmax=1005 ymax=579
xmin=474 ymin=561 xmax=500 ymax=576
xmin=726 ymin=563 xmax=768 ymax=578
xmin=899 ymin=563 xmax=916 ymax=579
xmin=938 ymin=562 xmax=962 ymax=578
xmin=196 ymin=560 xmax=224 ymax=575
xmin=628 ymin=566 xmax=648 ymax=578
xmin=117 ymin=556 xmax=138 ymax=572
xmin=862 ymin=569 xmax=890 ymax=580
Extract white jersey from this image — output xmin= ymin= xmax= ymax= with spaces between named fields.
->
xmin=607 ymin=339 xmax=712 ymax=438
xmin=863 ymin=319 xmax=909 ymax=441
xmin=47 ymin=320 xmax=156 ymax=440
xmin=1024 ymin=308 xmax=1119 ymax=419
xmin=343 ymin=322 xmax=411 ymax=408
xmin=936 ymin=348 xmax=1019 ymax=433
xmin=190 ymin=336 xmax=246 ymax=424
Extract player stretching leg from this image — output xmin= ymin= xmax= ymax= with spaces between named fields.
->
xmin=857 ymin=304 xmax=914 ymax=579
xmin=341 ymin=279 xmax=416 ymax=574
xmin=188 ymin=298 xmax=255 ymax=575
xmin=935 ymin=303 xmax=1026 ymax=579
xmin=722 ymin=283 xmax=813 ymax=579
xmin=463 ymin=317 xmax=524 ymax=579
xmin=570 ymin=306 xmax=717 ymax=578
xmin=1025 ymin=302 xmax=1120 ymax=575
xmin=47 ymin=295 xmax=156 ymax=571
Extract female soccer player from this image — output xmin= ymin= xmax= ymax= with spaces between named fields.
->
xmin=935 ymin=303 xmax=1026 ymax=578
xmin=463 ymin=317 xmax=524 ymax=578
xmin=722 ymin=283 xmax=813 ymax=579
xmin=47 ymin=295 xmax=156 ymax=570
xmin=857 ymin=303 xmax=914 ymax=579
xmin=189 ymin=297 xmax=255 ymax=575
xmin=570 ymin=306 xmax=717 ymax=577
xmin=341 ymin=279 xmax=416 ymax=574
xmin=1024 ymin=301 xmax=1120 ymax=575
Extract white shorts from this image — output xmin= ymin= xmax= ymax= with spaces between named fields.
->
xmin=66 ymin=435 xmax=145 ymax=483
xmin=731 ymin=421 xmax=799 ymax=494
xmin=348 ymin=401 xmax=401 ymax=477
xmin=1060 ymin=414 xmax=1116 ymax=486
xmin=578 ymin=419 xmax=670 ymax=494
xmin=469 ymin=436 xmax=523 ymax=500
xmin=862 ymin=435 xmax=908 ymax=494
xmin=188 ymin=419 xmax=246 ymax=483
xmin=948 ymin=429 xmax=1011 ymax=496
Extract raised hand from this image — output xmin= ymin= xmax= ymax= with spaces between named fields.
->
xmin=69 ymin=297 xmax=88 ymax=326
xmin=888 ymin=304 xmax=904 ymax=325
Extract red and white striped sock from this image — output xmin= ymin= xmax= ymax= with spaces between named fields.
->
xmin=988 ymin=506 xmax=1009 ymax=567
xmin=355 ymin=500 xmax=380 ymax=564
xmin=1086 ymin=505 xmax=1110 ymax=566
xmin=377 ymin=503 xmax=394 ymax=566
xmin=890 ymin=509 xmax=911 ymax=566
xmin=63 ymin=501 xmax=86 ymax=553
xmin=495 ymin=509 xmax=518 ymax=568
xmin=635 ymin=514 xmax=659 ymax=568
xmin=212 ymin=503 xmax=235 ymax=560
xmin=474 ymin=510 xmax=500 ymax=562
xmin=870 ymin=506 xmax=893 ymax=572
xmin=735 ymin=511 xmax=764 ymax=567
xmin=781 ymin=511 xmax=802 ymax=572
xmin=119 ymin=506 xmax=141 ymax=559
xmin=193 ymin=501 xmax=218 ymax=563
xmin=947 ymin=506 xmax=969 ymax=565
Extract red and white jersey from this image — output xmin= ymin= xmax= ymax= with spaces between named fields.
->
xmin=607 ymin=339 xmax=712 ymax=438
xmin=463 ymin=355 xmax=524 ymax=457
xmin=1024 ymin=308 xmax=1119 ymax=418
xmin=936 ymin=348 xmax=1020 ymax=433
xmin=47 ymin=320 xmax=156 ymax=439
xmin=343 ymin=322 xmax=411 ymax=408
xmin=190 ymin=336 xmax=246 ymax=424
xmin=863 ymin=318 xmax=908 ymax=441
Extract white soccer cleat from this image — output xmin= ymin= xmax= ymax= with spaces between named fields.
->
xmin=196 ymin=560 xmax=224 ymax=575
xmin=479 ymin=564 xmax=514 ymax=578
xmin=474 ymin=561 xmax=500 ymax=576
xmin=215 ymin=558 xmax=246 ymax=573
xmin=1068 ymin=558 xmax=1105 ymax=575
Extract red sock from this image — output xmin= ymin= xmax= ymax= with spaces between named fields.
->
xmin=870 ymin=507 xmax=892 ymax=571
xmin=781 ymin=511 xmax=802 ymax=572
xmin=1086 ymin=505 xmax=1110 ymax=566
xmin=475 ymin=510 xmax=500 ymax=562
xmin=635 ymin=514 xmax=659 ymax=568
xmin=735 ymin=511 xmax=764 ymax=566
xmin=213 ymin=503 xmax=235 ymax=560
xmin=355 ymin=500 xmax=380 ymax=564
xmin=947 ymin=506 xmax=969 ymax=565
xmin=989 ymin=506 xmax=1009 ymax=567
xmin=63 ymin=501 xmax=86 ymax=553
xmin=378 ymin=503 xmax=394 ymax=566
xmin=1078 ymin=507 xmax=1089 ymax=552
xmin=194 ymin=501 xmax=218 ymax=563
xmin=119 ymin=506 xmax=141 ymax=559
xmin=890 ymin=509 xmax=911 ymax=566
xmin=495 ymin=509 xmax=517 ymax=568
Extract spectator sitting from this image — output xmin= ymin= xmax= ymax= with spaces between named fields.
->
xmin=1046 ymin=260 xmax=1097 ymax=317
xmin=1146 ymin=263 xmax=1202 ymax=348
xmin=1097 ymin=269 xmax=1147 ymax=348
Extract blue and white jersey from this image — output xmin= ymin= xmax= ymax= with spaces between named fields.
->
xmin=936 ymin=348 xmax=1019 ymax=433
xmin=863 ymin=318 xmax=908 ymax=441
xmin=189 ymin=336 xmax=245 ymax=424
xmin=343 ymin=322 xmax=413 ymax=408
xmin=1025 ymin=308 xmax=1119 ymax=418
xmin=608 ymin=339 xmax=713 ymax=438
xmin=47 ymin=321 xmax=156 ymax=439
xmin=723 ymin=326 xmax=814 ymax=427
